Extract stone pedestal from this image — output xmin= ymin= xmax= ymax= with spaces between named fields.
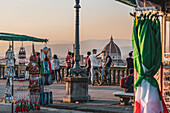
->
xmin=63 ymin=77 xmax=91 ymax=103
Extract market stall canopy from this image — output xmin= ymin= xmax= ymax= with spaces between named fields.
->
xmin=0 ymin=32 xmax=48 ymax=42
xmin=116 ymin=0 xmax=170 ymax=13
xmin=116 ymin=0 xmax=160 ymax=7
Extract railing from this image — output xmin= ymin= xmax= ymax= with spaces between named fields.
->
xmin=0 ymin=64 xmax=127 ymax=85
xmin=60 ymin=66 xmax=127 ymax=85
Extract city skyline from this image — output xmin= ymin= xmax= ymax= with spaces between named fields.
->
xmin=0 ymin=0 xmax=133 ymax=44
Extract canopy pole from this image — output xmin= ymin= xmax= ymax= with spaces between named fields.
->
xmin=12 ymin=41 xmax=14 ymax=50
xmin=11 ymin=40 xmax=14 ymax=113
xmin=160 ymin=14 xmax=167 ymax=92
xmin=169 ymin=22 xmax=170 ymax=52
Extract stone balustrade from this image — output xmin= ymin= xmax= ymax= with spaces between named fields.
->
xmin=0 ymin=64 xmax=127 ymax=85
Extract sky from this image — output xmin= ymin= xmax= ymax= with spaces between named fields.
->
xmin=0 ymin=0 xmax=133 ymax=44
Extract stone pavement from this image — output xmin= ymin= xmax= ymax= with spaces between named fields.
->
xmin=0 ymin=80 xmax=133 ymax=113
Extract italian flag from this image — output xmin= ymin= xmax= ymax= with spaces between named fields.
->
xmin=131 ymin=13 xmax=168 ymax=113
xmin=41 ymin=61 xmax=52 ymax=74
xmin=134 ymin=79 xmax=168 ymax=113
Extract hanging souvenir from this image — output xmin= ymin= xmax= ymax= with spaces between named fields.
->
xmin=18 ymin=45 xmax=26 ymax=81
xmin=27 ymin=43 xmax=41 ymax=111
xmin=41 ymin=47 xmax=53 ymax=85
xmin=4 ymin=45 xmax=15 ymax=103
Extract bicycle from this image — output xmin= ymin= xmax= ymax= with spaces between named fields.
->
xmin=102 ymin=67 xmax=111 ymax=85
xmin=92 ymin=67 xmax=103 ymax=86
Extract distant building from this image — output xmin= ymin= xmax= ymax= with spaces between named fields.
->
xmin=102 ymin=36 xmax=125 ymax=66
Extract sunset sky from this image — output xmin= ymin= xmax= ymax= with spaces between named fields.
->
xmin=0 ymin=0 xmax=133 ymax=44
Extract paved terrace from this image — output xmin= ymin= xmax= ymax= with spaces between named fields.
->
xmin=0 ymin=80 xmax=133 ymax=113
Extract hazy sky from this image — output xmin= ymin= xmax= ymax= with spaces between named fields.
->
xmin=0 ymin=0 xmax=133 ymax=44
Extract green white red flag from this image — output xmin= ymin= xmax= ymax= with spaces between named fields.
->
xmin=131 ymin=12 xmax=168 ymax=113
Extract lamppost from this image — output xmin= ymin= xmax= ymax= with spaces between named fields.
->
xmin=63 ymin=0 xmax=90 ymax=103
xmin=70 ymin=0 xmax=86 ymax=77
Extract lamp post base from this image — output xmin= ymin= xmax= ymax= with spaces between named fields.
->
xmin=63 ymin=77 xmax=91 ymax=103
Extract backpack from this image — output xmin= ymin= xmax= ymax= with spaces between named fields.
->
xmin=120 ymin=75 xmax=133 ymax=88
xmin=120 ymin=76 xmax=128 ymax=88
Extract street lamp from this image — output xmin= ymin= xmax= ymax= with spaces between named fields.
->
xmin=70 ymin=0 xmax=86 ymax=77
xmin=63 ymin=0 xmax=90 ymax=103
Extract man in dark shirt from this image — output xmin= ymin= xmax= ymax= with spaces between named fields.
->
xmin=126 ymin=52 xmax=134 ymax=76
xmin=101 ymin=52 xmax=114 ymax=83
xmin=85 ymin=51 xmax=91 ymax=77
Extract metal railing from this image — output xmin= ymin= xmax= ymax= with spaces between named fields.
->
xmin=0 ymin=64 xmax=127 ymax=85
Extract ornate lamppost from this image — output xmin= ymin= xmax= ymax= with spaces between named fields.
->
xmin=63 ymin=0 xmax=91 ymax=103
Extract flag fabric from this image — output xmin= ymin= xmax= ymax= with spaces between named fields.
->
xmin=132 ymin=13 xmax=168 ymax=113
xmin=41 ymin=61 xmax=52 ymax=74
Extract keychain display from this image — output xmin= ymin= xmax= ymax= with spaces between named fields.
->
xmin=18 ymin=45 xmax=26 ymax=81
xmin=15 ymin=89 xmax=30 ymax=113
xmin=5 ymin=45 xmax=15 ymax=103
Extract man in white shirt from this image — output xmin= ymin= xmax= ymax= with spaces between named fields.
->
xmin=89 ymin=49 xmax=102 ymax=85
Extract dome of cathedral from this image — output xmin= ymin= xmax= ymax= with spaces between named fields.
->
xmin=102 ymin=36 xmax=121 ymax=57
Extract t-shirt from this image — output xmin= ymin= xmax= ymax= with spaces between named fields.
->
xmin=105 ymin=55 xmax=112 ymax=67
xmin=65 ymin=56 xmax=71 ymax=67
xmin=85 ymin=56 xmax=91 ymax=68
xmin=89 ymin=54 xmax=98 ymax=67
xmin=52 ymin=59 xmax=60 ymax=70
xmin=126 ymin=57 xmax=134 ymax=69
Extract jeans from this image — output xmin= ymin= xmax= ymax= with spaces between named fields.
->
xmin=87 ymin=68 xmax=91 ymax=82
xmin=91 ymin=66 xmax=98 ymax=84
xmin=66 ymin=67 xmax=70 ymax=77
xmin=54 ymin=69 xmax=62 ymax=82
xmin=101 ymin=66 xmax=110 ymax=80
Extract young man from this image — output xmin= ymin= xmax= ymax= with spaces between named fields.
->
xmin=85 ymin=51 xmax=91 ymax=77
xmin=101 ymin=52 xmax=114 ymax=84
xmin=126 ymin=52 xmax=134 ymax=76
xmin=89 ymin=49 xmax=102 ymax=85
xmin=65 ymin=52 xmax=72 ymax=77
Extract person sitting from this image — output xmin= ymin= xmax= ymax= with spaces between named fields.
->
xmin=124 ymin=68 xmax=134 ymax=93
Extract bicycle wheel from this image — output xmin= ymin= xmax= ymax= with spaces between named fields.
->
xmin=96 ymin=72 xmax=103 ymax=86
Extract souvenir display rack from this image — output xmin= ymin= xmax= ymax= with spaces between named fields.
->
xmin=163 ymin=53 xmax=170 ymax=111
xmin=28 ymin=44 xmax=41 ymax=111
xmin=18 ymin=45 xmax=26 ymax=81
xmin=4 ymin=45 xmax=15 ymax=103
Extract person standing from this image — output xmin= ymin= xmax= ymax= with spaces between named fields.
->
xmin=89 ymin=49 xmax=102 ymax=86
xmin=85 ymin=51 xmax=91 ymax=77
xmin=126 ymin=52 xmax=134 ymax=76
xmin=36 ymin=52 xmax=41 ymax=72
xmin=70 ymin=53 xmax=75 ymax=68
xmin=52 ymin=55 xmax=62 ymax=83
xmin=101 ymin=52 xmax=114 ymax=84
xmin=65 ymin=52 xmax=72 ymax=77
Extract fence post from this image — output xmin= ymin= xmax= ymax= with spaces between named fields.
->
xmin=113 ymin=70 xmax=116 ymax=85
xmin=117 ymin=70 xmax=120 ymax=84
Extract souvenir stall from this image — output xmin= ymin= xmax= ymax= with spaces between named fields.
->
xmin=116 ymin=0 xmax=170 ymax=112
xmin=40 ymin=47 xmax=53 ymax=105
xmin=0 ymin=32 xmax=48 ymax=113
